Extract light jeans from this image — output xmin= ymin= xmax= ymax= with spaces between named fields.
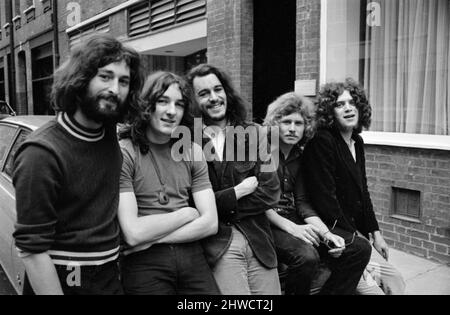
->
xmin=356 ymin=236 xmax=406 ymax=295
xmin=212 ymin=227 xmax=281 ymax=295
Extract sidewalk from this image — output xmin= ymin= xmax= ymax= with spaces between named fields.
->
xmin=389 ymin=248 xmax=450 ymax=295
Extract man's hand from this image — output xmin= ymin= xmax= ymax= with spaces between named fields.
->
xmin=291 ymin=224 xmax=321 ymax=247
xmin=234 ymin=176 xmax=259 ymax=200
xmin=373 ymin=231 xmax=389 ymax=261
xmin=322 ymin=232 xmax=345 ymax=258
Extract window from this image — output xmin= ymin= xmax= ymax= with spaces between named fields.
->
xmin=0 ymin=58 xmax=5 ymax=101
xmin=32 ymin=43 xmax=54 ymax=115
xmin=14 ymin=0 xmax=21 ymax=17
xmin=24 ymin=0 xmax=36 ymax=22
xmin=0 ymin=125 xmax=17 ymax=166
xmin=392 ymin=187 xmax=421 ymax=220
xmin=324 ymin=0 xmax=449 ymax=136
xmin=4 ymin=129 xmax=31 ymax=178
xmin=5 ymin=0 xmax=12 ymax=22
xmin=41 ymin=0 xmax=51 ymax=13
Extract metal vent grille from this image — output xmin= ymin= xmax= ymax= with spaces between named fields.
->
xmin=69 ymin=19 xmax=110 ymax=48
xmin=128 ymin=0 xmax=206 ymax=37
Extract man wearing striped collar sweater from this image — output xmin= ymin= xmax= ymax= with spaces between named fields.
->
xmin=12 ymin=34 xmax=143 ymax=295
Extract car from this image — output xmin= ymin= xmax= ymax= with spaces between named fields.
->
xmin=0 ymin=115 xmax=54 ymax=294
xmin=0 ymin=101 xmax=17 ymax=120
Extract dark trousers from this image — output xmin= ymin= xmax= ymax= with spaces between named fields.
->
xmin=273 ymin=228 xmax=320 ymax=295
xmin=121 ymin=242 xmax=220 ymax=295
xmin=273 ymin=228 xmax=371 ymax=295
xmin=23 ymin=261 xmax=123 ymax=295
xmin=319 ymin=236 xmax=371 ymax=295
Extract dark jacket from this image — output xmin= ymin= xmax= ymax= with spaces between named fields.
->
xmin=302 ymin=127 xmax=379 ymax=238
xmin=200 ymin=124 xmax=280 ymax=269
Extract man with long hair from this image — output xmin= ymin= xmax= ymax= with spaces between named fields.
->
xmin=264 ymin=92 xmax=371 ymax=295
xmin=187 ymin=64 xmax=281 ymax=294
xmin=303 ymin=78 xmax=405 ymax=295
xmin=13 ymin=34 xmax=143 ymax=295
xmin=118 ymin=71 xmax=219 ymax=295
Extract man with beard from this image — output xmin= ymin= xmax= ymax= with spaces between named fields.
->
xmin=187 ymin=64 xmax=281 ymax=295
xmin=12 ymin=34 xmax=142 ymax=295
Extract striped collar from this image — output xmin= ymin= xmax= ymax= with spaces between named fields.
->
xmin=57 ymin=112 xmax=105 ymax=142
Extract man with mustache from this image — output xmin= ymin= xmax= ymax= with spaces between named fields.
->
xmin=187 ymin=64 xmax=281 ymax=295
xmin=264 ymin=92 xmax=372 ymax=295
xmin=13 ymin=34 xmax=143 ymax=295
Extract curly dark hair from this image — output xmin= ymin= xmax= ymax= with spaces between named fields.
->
xmin=316 ymin=78 xmax=372 ymax=134
xmin=264 ymin=92 xmax=316 ymax=147
xmin=186 ymin=64 xmax=249 ymax=126
xmin=51 ymin=34 xmax=143 ymax=121
xmin=119 ymin=71 xmax=194 ymax=154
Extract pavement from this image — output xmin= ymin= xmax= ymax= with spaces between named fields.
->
xmin=0 ymin=248 xmax=448 ymax=295
xmin=388 ymin=248 xmax=450 ymax=295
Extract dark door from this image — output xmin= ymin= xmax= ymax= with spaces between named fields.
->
xmin=253 ymin=0 xmax=296 ymax=123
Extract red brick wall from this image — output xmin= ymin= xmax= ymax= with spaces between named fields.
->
xmin=206 ymin=0 xmax=253 ymax=114
xmin=296 ymin=0 xmax=320 ymax=84
xmin=366 ymin=145 xmax=450 ymax=264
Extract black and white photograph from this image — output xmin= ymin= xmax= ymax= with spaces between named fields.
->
xmin=0 ymin=0 xmax=449 ymax=300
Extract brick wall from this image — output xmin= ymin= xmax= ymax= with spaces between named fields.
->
xmin=207 ymin=0 xmax=253 ymax=113
xmin=296 ymin=0 xmax=320 ymax=84
xmin=366 ymin=145 xmax=450 ymax=264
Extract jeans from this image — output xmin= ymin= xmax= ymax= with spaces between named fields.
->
xmin=121 ymin=242 xmax=220 ymax=295
xmin=319 ymin=236 xmax=372 ymax=295
xmin=356 ymin=244 xmax=406 ymax=295
xmin=23 ymin=261 xmax=123 ymax=295
xmin=212 ymin=227 xmax=281 ymax=295
xmin=273 ymin=227 xmax=372 ymax=295
xmin=272 ymin=227 xmax=320 ymax=295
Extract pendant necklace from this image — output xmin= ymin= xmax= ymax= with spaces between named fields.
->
xmin=147 ymin=147 xmax=170 ymax=205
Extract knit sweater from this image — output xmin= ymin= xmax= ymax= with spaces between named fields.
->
xmin=13 ymin=113 xmax=122 ymax=266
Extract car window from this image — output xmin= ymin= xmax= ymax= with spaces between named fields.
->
xmin=0 ymin=124 xmax=17 ymax=165
xmin=4 ymin=130 xmax=31 ymax=178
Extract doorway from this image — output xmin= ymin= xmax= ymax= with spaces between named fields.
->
xmin=253 ymin=0 xmax=296 ymax=122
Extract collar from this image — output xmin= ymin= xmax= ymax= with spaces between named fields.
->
xmin=57 ymin=112 xmax=105 ymax=142
xmin=281 ymin=145 xmax=302 ymax=164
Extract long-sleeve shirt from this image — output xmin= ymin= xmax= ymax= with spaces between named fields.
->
xmin=13 ymin=113 xmax=122 ymax=266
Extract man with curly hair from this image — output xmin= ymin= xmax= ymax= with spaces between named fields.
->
xmin=264 ymin=92 xmax=371 ymax=295
xmin=303 ymin=79 xmax=405 ymax=295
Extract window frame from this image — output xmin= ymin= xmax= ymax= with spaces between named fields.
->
xmin=0 ymin=123 xmax=18 ymax=169
xmin=319 ymin=0 xmax=450 ymax=150
xmin=0 ymin=122 xmax=31 ymax=182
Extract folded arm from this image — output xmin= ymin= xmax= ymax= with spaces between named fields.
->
xmin=118 ymin=192 xmax=199 ymax=247
xmin=156 ymin=188 xmax=218 ymax=244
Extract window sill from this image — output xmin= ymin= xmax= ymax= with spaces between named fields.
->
xmin=390 ymin=215 xmax=422 ymax=225
xmin=362 ymin=131 xmax=450 ymax=151
xmin=24 ymin=6 xmax=36 ymax=22
xmin=24 ymin=5 xmax=36 ymax=15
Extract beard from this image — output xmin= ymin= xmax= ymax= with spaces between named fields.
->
xmin=80 ymin=93 xmax=127 ymax=125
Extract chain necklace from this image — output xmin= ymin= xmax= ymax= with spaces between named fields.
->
xmin=147 ymin=147 xmax=170 ymax=205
